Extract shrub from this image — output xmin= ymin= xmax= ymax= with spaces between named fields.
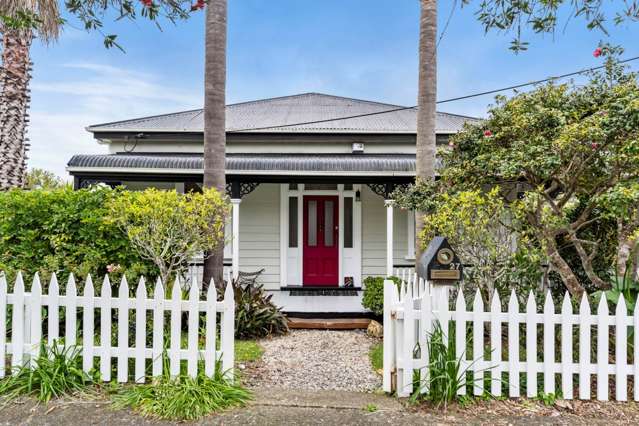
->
xmin=219 ymin=270 xmax=289 ymax=339
xmin=109 ymin=187 xmax=228 ymax=285
xmin=0 ymin=343 xmax=98 ymax=403
xmin=361 ymin=276 xmax=401 ymax=316
xmin=0 ymin=187 xmax=153 ymax=287
xmin=112 ymin=364 xmax=250 ymax=420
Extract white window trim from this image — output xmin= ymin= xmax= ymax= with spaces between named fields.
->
xmin=405 ymin=210 xmax=416 ymax=260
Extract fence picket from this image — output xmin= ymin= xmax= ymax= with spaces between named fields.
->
xmin=170 ymin=277 xmax=182 ymax=378
xmin=0 ymin=274 xmax=6 ymax=378
xmin=597 ymin=294 xmax=609 ymax=401
xmin=579 ymin=292 xmax=591 ymax=400
xmin=222 ymin=281 xmax=235 ymax=380
xmin=455 ymin=290 xmax=466 ymax=396
xmin=634 ymin=299 xmax=639 ymax=402
xmin=419 ymin=277 xmax=432 ymax=395
xmin=187 ymin=281 xmax=199 ymax=378
xmin=11 ymin=273 xmax=25 ymax=368
xmin=117 ymin=276 xmax=129 ymax=382
xmin=100 ymin=275 xmax=112 ymax=381
xmin=152 ymin=278 xmax=164 ymax=377
xmin=507 ymin=290 xmax=520 ymax=397
xmin=66 ymin=275 xmax=77 ymax=348
xmin=205 ymin=281 xmax=217 ymax=377
xmin=398 ymin=281 xmax=414 ymax=398
xmin=560 ymin=293 xmax=573 ymax=399
xmin=82 ymin=275 xmax=94 ymax=373
xmin=383 ymin=280 xmax=397 ymax=393
xmin=29 ymin=274 xmax=42 ymax=366
xmin=615 ymin=295 xmax=627 ymax=401
xmin=525 ymin=291 xmax=537 ymax=398
xmin=472 ymin=289 xmax=484 ymax=396
xmin=48 ymin=274 xmax=60 ymax=347
xmin=543 ymin=291 xmax=555 ymax=395
xmin=134 ymin=278 xmax=147 ymax=383
xmin=490 ymin=291 xmax=502 ymax=396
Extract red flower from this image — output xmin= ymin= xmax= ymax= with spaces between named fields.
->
xmin=591 ymin=142 xmax=599 ymax=150
xmin=593 ymin=47 xmax=603 ymax=58
xmin=140 ymin=0 xmax=153 ymax=7
xmin=483 ymin=130 xmax=493 ymax=137
xmin=191 ymin=0 xmax=206 ymax=10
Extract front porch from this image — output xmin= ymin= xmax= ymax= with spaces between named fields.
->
xmin=68 ymin=153 xmax=419 ymax=313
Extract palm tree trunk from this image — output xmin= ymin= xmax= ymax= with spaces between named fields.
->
xmin=202 ymin=0 xmax=228 ymax=288
xmin=0 ymin=28 xmax=32 ymax=190
xmin=415 ymin=0 xmax=437 ymax=262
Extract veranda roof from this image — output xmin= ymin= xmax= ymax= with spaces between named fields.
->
xmin=67 ymin=153 xmax=420 ymax=176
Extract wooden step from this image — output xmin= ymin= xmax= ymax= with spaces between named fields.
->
xmin=287 ymin=317 xmax=371 ymax=330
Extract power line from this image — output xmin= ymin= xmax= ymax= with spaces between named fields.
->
xmin=228 ymin=55 xmax=639 ymax=133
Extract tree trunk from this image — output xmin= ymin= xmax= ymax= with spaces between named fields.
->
xmin=202 ymin=0 xmax=227 ymax=288
xmin=545 ymin=238 xmax=585 ymax=299
xmin=0 ymin=28 xmax=32 ymax=190
xmin=415 ymin=0 xmax=437 ymax=264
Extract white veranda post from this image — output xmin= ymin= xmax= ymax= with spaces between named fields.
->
xmin=231 ymin=198 xmax=241 ymax=280
xmin=385 ymin=199 xmax=394 ymax=277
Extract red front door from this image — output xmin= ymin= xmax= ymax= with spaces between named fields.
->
xmin=303 ymin=195 xmax=339 ymax=286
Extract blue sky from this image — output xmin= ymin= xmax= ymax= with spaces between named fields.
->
xmin=29 ymin=0 xmax=639 ymax=177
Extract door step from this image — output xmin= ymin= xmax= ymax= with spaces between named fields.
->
xmin=287 ymin=317 xmax=371 ymax=330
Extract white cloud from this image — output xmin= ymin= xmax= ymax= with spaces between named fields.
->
xmin=27 ymin=63 xmax=202 ymax=178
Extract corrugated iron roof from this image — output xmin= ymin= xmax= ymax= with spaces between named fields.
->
xmin=67 ymin=153 xmax=419 ymax=174
xmin=87 ymin=93 xmax=478 ymax=135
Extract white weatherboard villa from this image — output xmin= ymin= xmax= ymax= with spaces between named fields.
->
xmin=67 ymin=93 xmax=476 ymax=314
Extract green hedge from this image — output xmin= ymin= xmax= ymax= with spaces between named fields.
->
xmin=361 ymin=275 xmax=402 ymax=316
xmin=0 ymin=187 xmax=154 ymax=286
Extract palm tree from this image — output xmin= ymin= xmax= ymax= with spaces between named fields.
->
xmin=415 ymin=0 xmax=437 ymax=261
xmin=0 ymin=1 xmax=60 ymax=190
xmin=202 ymin=0 xmax=227 ymax=287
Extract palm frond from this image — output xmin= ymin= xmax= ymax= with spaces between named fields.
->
xmin=1 ymin=0 xmax=61 ymax=42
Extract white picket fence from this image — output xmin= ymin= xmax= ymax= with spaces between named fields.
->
xmin=383 ymin=269 xmax=639 ymax=401
xmin=0 ymin=272 xmax=235 ymax=383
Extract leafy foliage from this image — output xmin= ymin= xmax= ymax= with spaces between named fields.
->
xmin=110 ymin=187 xmax=228 ymax=286
xmin=462 ymin=1 xmax=639 ymax=52
xmin=432 ymin=48 xmax=639 ymax=298
xmin=0 ymin=187 xmax=153 ymax=286
xmin=219 ymin=270 xmax=289 ymax=340
xmin=112 ymin=361 xmax=250 ymax=421
xmin=361 ymin=276 xmax=401 ymax=316
xmin=0 ymin=343 xmax=98 ymax=403
xmin=25 ymin=168 xmax=67 ymax=190
xmin=593 ymin=274 xmax=639 ymax=314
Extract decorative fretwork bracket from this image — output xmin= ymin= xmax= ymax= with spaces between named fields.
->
xmin=366 ymin=183 xmax=410 ymax=199
xmin=78 ymin=179 xmax=121 ymax=189
xmin=226 ymin=181 xmax=260 ymax=199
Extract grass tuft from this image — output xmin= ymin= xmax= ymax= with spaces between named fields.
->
xmin=369 ymin=342 xmax=383 ymax=372
xmin=235 ymin=340 xmax=264 ymax=363
xmin=112 ymin=360 xmax=251 ymax=421
xmin=0 ymin=342 xmax=98 ymax=403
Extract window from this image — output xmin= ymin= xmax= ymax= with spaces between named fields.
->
xmin=289 ymin=183 xmax=298 ymax=190
xmin=305 ymin=183 xmax=337 ymax=190
xmin=324 ymin=200 xmax=334 ymax=246
xmin=308 ymin=200 xmax=317 ymax=246
xmin=289 ymin=197 xmax=298 ymax=247
xmin=344 ymin=197 xmax=353 ymax=248
xmin=343 ymin=184 xmax=353 ymax=191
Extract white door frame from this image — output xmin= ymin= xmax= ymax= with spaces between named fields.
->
xmin=279 ymin=183 xmax=362 ymax=287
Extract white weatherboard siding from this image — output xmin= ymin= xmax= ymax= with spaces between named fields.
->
xmin=361 ymin=186 xmax=410 ymax=278
xmin=238 ymin=184 xmax=280 ymax=289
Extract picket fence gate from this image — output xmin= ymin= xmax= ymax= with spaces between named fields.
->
xmin=383 ymin=269 xmax=639 ymax=401
xmin=0 ymin=272 xmax=235 ymax=383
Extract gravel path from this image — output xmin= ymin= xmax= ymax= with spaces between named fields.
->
xmin=246 ymin=329 xmax=381 ymax=392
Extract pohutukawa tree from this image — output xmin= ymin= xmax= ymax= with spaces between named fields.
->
xmin=439 ymin=47 xmax=639 ymax=298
